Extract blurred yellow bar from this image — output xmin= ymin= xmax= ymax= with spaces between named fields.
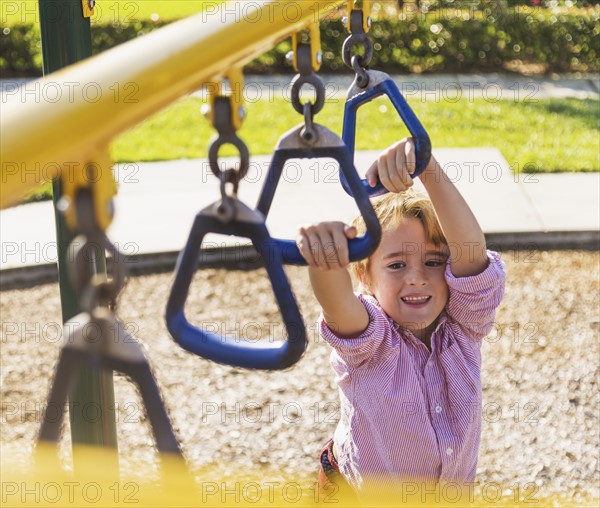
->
xmin=4 ymin=445 xmax=599 ymax=507
xmin=0 ymin=0 xmax=344 ymax=209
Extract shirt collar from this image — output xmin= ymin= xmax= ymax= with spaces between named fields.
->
xmin=392 ymin=312 xmax=448 ymax=350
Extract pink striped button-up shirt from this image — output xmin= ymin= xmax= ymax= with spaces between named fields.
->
xmin=320 ymin=251 xmax=506 ymax=490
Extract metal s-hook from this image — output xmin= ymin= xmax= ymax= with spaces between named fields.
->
xmin=207 ymin=96 xmax=250 ymax=188
xmin=68 ymin=189 xmax=127 ymax=311
xmin=205 ymin=77 xmax=250 ymax=222
xmin=342 ymin=5 xmax=373 ymax=89
xmin=289 ymin=27 xmax=326 ymax=144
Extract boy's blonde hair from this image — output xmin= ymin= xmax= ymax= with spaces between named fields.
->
xmin=350 ymin=190 xmax=447 ymax=290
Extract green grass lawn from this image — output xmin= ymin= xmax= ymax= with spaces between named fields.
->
xmin=24 ymin=96 xmax=598 ymax=202
xmin=4 ymin=0 xmax=224 ymax=24
xmin=111 ymin=96 xmax=600 ymax=173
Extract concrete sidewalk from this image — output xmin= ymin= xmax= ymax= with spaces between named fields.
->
xmin=3 ymin=73 xmax=599 ymax=102
xmin=194 ymin=73 xmax=600 ymax=101
xmin=1 ymin=148 xmax=598 ymax=287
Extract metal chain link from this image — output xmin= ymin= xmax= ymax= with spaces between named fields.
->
xmin=290 ymin=44 xmax=326 ymax=144
xmin=207 ymin=97 xmax=250 ymax=187
xmin=205 ymin=75 xmax=251 ymax=221
xmin=342 ymin=8 xmax=373 ymax=88
xmin=69 ymin=189 xmax=126 ymax=312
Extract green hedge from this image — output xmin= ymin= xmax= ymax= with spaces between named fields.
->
xmin=253 ymin=9 xmax=600 ymax=74
xmin=0 ymin=20 xmax=172 ymax=76
xmin=1 ymin=8 xmax=598 ymax=77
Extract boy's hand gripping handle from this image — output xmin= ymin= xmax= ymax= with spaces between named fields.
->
xmin=166 ymin=201 xmax=307 ymax=370
xmin=342 ymin=70 xmax=432 ymax=197
xmin=256 ymin=123 xmax=382 ymax=265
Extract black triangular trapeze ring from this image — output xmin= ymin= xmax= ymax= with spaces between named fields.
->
xmin=256 ymin=123 xmax=382 ymax=265
xmin=342 ymin=69 xmax=432 ymax=197
xmin=39 ymin=313 xmax=182 ymax=455
xmin=166 ymin=212 xmax=307 ymax=370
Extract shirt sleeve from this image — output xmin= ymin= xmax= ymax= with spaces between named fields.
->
xmin=445 ymin=250 xmax=506 ymax=340
xmin=319 ymin=294 xmax=395 ymax=368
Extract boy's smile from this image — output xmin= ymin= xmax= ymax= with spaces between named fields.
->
xmin=365 ymin=218 xmax=449 ymax=342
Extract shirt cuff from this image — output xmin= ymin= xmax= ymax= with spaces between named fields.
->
xmin=445 ymin=250 xmax=506 ymax=293
xmin=319 ymin=295 xmax=388 ymax=357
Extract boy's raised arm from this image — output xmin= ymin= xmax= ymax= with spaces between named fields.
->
xmin=419 ymin=155 xmax=488 ymax=277
xmin=297 ymin=222 xmax=370 ymax=337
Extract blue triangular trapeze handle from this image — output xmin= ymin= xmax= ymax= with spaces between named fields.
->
xmin=256 ymin=123 xmax=382 ymax=265
xmin=166 ymin=208 xmax=307 ymax=370
xmin=342 ymin=70 xmax=432 ymax=197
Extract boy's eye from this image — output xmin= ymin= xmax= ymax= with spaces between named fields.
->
xmin=425 ymin=260 xmax=445 ymax=267
xmin=388 ymin=262 xmax=406 ymax=270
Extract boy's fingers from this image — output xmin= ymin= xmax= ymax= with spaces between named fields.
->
xmin=367 ymin=138 xmax=418 ymax=193
xmin=395 ymin=144 xmax=404 ymax=180
xmin=303 ymin=226 xmax=327 ymax=268
xmin=316 ymin=229 xmax=339 ymax=270
xmin=365 ymin=161 xmax=378 ymax=187
xmin=393 ymin=143 xmax=413 ymax=190
xmin=386 ymin=150 xmax=406 ymax=192
xmin=380 ymin=149 xmax=402 ymax=193
xmin=298 ymin=240 xmax=316 ymax=267
xmin=344 ymin=225 xmax=357 ymax=239
xmin=297 ymin=228 xmax=317 ymax=267
xmin=308 ymin=234 xmax=326 ymax=269
xmin=298 ymin=222 xmax=356 ymax=270
xmin=378 ymin=155 xmax=395 ymax=192
xmin=405 ymin=138 xmax=416 ymax=175
xmin=332 ymin=227 xmax=350 ymax=267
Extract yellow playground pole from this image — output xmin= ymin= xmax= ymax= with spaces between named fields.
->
xmin=0 ymin=0 xmax=344 ymax=210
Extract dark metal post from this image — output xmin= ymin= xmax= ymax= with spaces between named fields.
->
xmin=37 ymin=0 xmax=118 ymax=455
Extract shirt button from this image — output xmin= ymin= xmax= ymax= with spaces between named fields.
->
xmin=446 ymin=448 xmax=453 ymax=455
xmin=435 ymin=405 xmax=442 ymax=413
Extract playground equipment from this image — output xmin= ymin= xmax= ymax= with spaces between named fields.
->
xmin=165 ymin=70 xmax=309 ymax=370
xmin=254 ymin=25 xmax=382 ymax=265
xmin=340 ymin=0 xmax=431 ymax=196
xmin=0 ymin=0 xmax=432 ymax=501
xmin=0 ymin=1 xmax=350 ymax=209
xmin=35 ymin=0 xmax=118 ymax=452
xmin=166 ymin=20 xmax=383 ymax=370
xmin=1 ymin=0 xmax=352 ymax=454
xmin=38 ymin=191 xmax=183 ymax=459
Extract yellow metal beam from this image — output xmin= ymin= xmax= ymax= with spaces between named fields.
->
xmin=0 ymin=0 xmax=344 ymax=209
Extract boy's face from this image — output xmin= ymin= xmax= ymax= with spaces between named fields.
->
xmin=365 ymin=218 xmax=449 ymax=341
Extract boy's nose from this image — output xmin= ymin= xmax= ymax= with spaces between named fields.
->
xmin=406 ymin=266 xmax=427 ymax=285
